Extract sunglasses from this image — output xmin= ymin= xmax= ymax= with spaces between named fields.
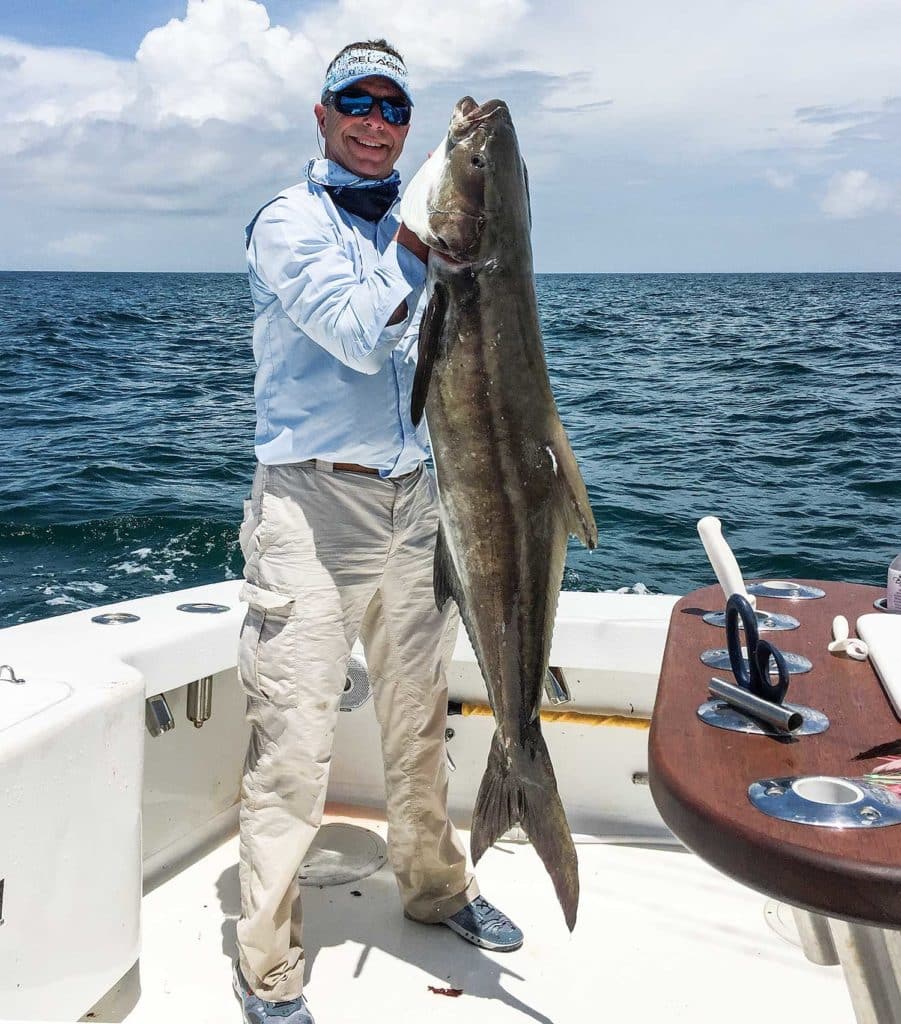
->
xmin=325 ymin=89 xmax=412 ymax=126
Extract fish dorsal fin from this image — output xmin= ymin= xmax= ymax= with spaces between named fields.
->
xmin=433 ymin=521 xmax=464 ymax=612
xmin=547 ymin=434 xmax=598 ymax=550
xmin=411 ymin=283 xmax=447 ymax=426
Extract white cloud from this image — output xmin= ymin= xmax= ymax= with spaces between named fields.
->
xmin=133 ymin=0 xmax=318 ymax=127
xmin=295 ymin=0 xmax=528 ymax=82
xmin=1 ymin=0 xmax=900 ymax=269
xmin=821 ymin=169 xmax=894 ymax=218
xmin=764 ymin=170 xmax=796 ymax=190
xmin=0 ymin=0 xmax=530 ymax=219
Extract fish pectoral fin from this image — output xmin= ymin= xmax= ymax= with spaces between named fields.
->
xmin=548 ymin=437 xmax=599 ymax=550
xmin=411 ymin=283 xmax=448 ymax=427
xmin=433 ymin=522 xmax=463 ymax=612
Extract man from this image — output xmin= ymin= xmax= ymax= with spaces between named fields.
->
xmin=234 ymin=40 xmax=523 ymax=1024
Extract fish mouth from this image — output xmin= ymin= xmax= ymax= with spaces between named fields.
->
xmin=450 ymin=97 xmax=510 ymax=142
xmin=409 ymin=97 xmax=512 ymax=263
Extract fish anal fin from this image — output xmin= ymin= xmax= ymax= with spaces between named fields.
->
xmin=433 ymin=522 xmax=462 ymax=612
xmin=547 ymin=435 xmax=598 ymax=550
xmin=411 ymin=283 xmax=448 ymax=427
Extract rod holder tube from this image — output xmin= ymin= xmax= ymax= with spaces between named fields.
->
xmin=186 ymin=675 xmax=213 ymax=728
xmin=708 ymin=676 xmax=803 ymax=733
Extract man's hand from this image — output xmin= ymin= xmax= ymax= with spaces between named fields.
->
xmin=387 ymin=300 xmax=408 ymax=326
xmin=395 ymin=222 xmax=429 ymax=265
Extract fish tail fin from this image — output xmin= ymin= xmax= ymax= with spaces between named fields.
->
xmin=471 ymin=724 xmax=579 ymax=931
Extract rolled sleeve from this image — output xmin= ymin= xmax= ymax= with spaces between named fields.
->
xmin=250 ymin=200 xmax=426 ymax=374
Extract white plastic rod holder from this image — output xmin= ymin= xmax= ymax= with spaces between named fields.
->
xmin=697 ymin=516 xmax=756 ymax=610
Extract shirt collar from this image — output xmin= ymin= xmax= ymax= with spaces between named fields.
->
xmin=306 ymin=158 xmax=400 ymax=192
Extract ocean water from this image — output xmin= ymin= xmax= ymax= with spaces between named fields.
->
xmin=1 ymin=271 xmax=899 ymax=626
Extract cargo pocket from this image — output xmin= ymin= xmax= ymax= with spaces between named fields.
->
xmin=238 ymin=582 xmax=298 ymax=707
xmin=238 ymin=499 xmax=257 ymax=562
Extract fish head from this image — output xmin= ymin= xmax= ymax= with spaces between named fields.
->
xmin=400 ymin=97 xmax=530 ymax=264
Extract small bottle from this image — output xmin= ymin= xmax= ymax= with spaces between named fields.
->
xmin=889 ymin=553 xmax=901 ymax=613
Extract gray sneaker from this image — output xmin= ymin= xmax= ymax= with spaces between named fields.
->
xmin=232 ymin=962 xmax=315 ymax=1024
xmin=443 ymin=896 xmax=523 ymax=951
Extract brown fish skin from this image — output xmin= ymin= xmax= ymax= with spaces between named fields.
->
xmin=409 ymin=97 xmax=598 ymax=931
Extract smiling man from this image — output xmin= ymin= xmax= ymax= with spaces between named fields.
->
xmin=233 ymin=40 xmax=523 ymax=1024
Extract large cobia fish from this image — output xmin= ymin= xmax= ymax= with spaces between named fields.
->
xmin=400 ymin=97 xmax=598 ymax=930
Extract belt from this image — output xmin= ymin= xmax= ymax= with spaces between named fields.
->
xmin=296 ymin=459 xmax=420 ymax=479
xmin=300 ymin=459 xmax=380 ymax=475
xmin=332 ymin=462 xmax=379 ymax=475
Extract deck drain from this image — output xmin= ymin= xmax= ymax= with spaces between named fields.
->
xmin=297 ymin=823 xmax=387 ymax=886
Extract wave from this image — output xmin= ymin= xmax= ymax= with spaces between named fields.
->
xmin=1 ymin=271 xmax=898 ymax=625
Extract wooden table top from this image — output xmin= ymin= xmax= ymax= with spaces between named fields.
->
xmin=648 ymin=580 xmax=901 ymax=928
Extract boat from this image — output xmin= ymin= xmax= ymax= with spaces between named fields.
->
xmin=0 ymin=576 xmax=865 ymax=1022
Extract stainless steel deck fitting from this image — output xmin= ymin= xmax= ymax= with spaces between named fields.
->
xmin=544 ymin=665 xmax=572 ymax=704
xmin=746 ymin=581 xmax=826 ymax=600
xmin=186 ymin=676 xmax=213 ymax=728
xmin=749 ymin=776 xmax=901 ymax=828
xmin=145 ymin=694 xmax=175 ymax=736
xmin=92 ymin=612 xmax=140 ymax=625
xmin=702 ymin=609 xmax=800 ymax=631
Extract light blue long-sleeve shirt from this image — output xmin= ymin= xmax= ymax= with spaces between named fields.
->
xmin=245 ymin=159 xmax=429 ymax=477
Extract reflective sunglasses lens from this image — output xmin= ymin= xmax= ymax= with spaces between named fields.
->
xmin=381 ymin=100 xmax=411 ymax=125
xmin=333 ymin=91 xmax=410 ymax=125
xmin=334 ymin=93 xmax=373 ymax=116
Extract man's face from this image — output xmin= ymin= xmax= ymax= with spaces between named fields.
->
xmin=315 ymin=75 xmax=411 ymax=179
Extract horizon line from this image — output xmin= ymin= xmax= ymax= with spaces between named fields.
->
xmin=2 ymin=268 xmax=900 ymax=276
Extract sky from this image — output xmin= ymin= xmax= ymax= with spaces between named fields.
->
xmin=1 ymin=0 xmax=899 ymax=272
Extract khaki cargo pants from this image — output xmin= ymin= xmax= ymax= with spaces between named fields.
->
xmin=235 ymin=461 xmax=478 ymax=1001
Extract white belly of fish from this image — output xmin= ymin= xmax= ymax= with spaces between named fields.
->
xmin=400 ymin=137 xmax=448 ymax=247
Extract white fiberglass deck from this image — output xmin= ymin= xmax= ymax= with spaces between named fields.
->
xmin=84 ymin=809 xmax=855 ymax=1024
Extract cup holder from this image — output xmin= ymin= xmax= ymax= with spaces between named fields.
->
xmin=746 ymin=581 xmax=826 ymax=600
xmin=749 ymin=775 xmax=901 ymax=828
xmin=791 ymin=777 xmax=862 ymax=806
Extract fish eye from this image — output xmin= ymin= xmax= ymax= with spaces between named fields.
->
xmin=471 ymin=155 xmax=486 ymax=169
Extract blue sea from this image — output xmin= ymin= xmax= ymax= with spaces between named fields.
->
xmin=1 ymin=271 xmax=899 ymax=626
